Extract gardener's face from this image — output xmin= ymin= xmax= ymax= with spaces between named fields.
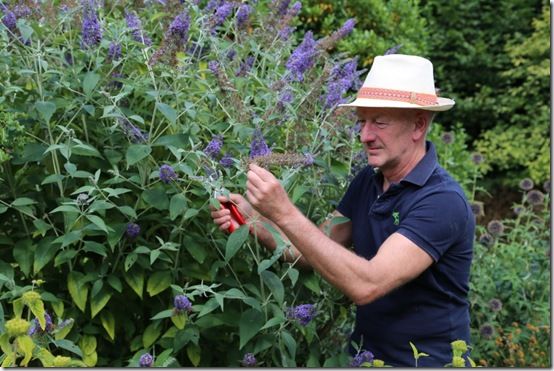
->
xmin=356 ymin=107 xmax=420 ymax=172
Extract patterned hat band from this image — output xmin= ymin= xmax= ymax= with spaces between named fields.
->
xmin=357 ymin=87 xmax=439 ymax=106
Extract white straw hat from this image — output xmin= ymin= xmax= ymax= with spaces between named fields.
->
xmin=339 ymin=54 xmax=455 ymax=111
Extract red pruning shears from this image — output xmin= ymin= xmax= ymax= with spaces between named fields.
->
xmin=205 ymin=169 xmax=247 ymax=233
xmin=221 ymin=201 xmax=247 ymax=233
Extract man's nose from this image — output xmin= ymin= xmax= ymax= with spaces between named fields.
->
xmin=360 ymin=123 xmax=377 ymax=142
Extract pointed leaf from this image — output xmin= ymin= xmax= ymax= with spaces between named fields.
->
xmin=82 ymin=72 xmax=100 ymax=96
xmin=186 ymin=343 xmax=201 ymax=366
xmin=156 ymin=102 xmax=177 ymax=124
xmin=151 ymin=309 xmax=174 ymax=320
xmin=90 ymin=289 xmax=112 ymax=318
xmin=142 ymin=323 xmax=162 ymax=348
xmin=100 ymin=311 xmax=115 ymax=340
xmin=126 ymin=144 xmax=151 ymax=166
xmin=16 ymin=335 xmax=35 ymax=366
xmin=239 ymin=308 xmax=264 ymax=349
xmin=171 ymin=312 xmax=187 ymax=330
xmin=260 ymin=270 xmax=284 ymax=305
xmin=35 ymin=101 xmax=56 ymax=123
xmin=146 ymin=271 xmax=172 ymax=297
xmin=52 ymin=339 xmax=83 ymax=357
xmin=225 ymin=225 xmax=249 ymax=262
xmin=67 ymin=271 xmax=89 ymax=312
xmin=124 ymin=268 xmax=144 ymax=298
xmin=169 ymin=193 xmax=187 ymax=221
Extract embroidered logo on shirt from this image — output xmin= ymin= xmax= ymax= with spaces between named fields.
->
xmin=392 ymin=210 xmax=400 ymax=225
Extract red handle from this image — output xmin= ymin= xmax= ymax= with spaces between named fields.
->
xmin=222 ymin=201 xmax=246 ymax=233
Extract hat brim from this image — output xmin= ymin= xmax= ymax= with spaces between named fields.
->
xmin=338 ymin=96 xmax=455 ymax=112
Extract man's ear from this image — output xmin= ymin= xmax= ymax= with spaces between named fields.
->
xmin=412 ymin=111 xmax=429 ymax=141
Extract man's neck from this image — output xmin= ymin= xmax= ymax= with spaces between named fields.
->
xmin=381 ymin=144 xmax=426 ymax=191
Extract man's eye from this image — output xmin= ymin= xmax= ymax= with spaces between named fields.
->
xmin=375 ymin=122 xmax=388 ymax=129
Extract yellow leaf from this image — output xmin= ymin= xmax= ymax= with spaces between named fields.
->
xmin=67 ymin=272 xmax=89 ymax=312
xmin=51 ymin=300 xmax=64 ymax=318
xmin=124 ymin=268 xmax=144 ymax=299
xmin=37 ymin=347 xmax=55 ymax=367
xmin=83 ymin=351 xmax=98 ymax=367
xmin=1 ymin=352 xmax=15 ymax=367
xmin=79 ymin=335 xmax=97 ymax=356
xmin=171 ymin=312 xmax=187 ymax=330
xmin=16 ymin=335 xmax=35 ymax=366
xmin=142 ymin=323 xmax=162 ymax=349
xmin=146 ymin=271 xmax=172 ymax=297
xmin=90 ymin=290 xmax=112 ymax=318
xmin=27 ymin=299 xmax=46 ymax=330
xmin=100 ymin=311 xmax=115 ymax=341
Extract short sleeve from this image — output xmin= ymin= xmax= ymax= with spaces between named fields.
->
xmin=396 ymin=190 xmax=471 ymax=262
xmin=337 ymin=167 xmax=371 ymax=218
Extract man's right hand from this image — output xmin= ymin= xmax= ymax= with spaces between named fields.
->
xmin=209 ymin=193 xmax=254 ymax=232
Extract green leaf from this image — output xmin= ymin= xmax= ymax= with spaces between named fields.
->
xmin=72 ymin=142 xmax=103 ymax=158
xmin=82 ymin=72 xmax=100 ymax=97
xmin=302 ymin=273 xmax=321 ymax=295
xmin=124 ymin=253 xmax=137 ymax=271
xmin=107 ymin=275 xmax=122 ymax=293
xmin=156 ymin=102 xmax=177 ymax=124
xmin=11 ymin=197 xmax=37 ymax=206
xmin=126 ymin=144 xmax=151 ymax=166
xmin=33 ymin=219 xmax=52 ymax=237
xmin=146 ymin=271 xmax=172 ymax=297
xmin=239 ymin=308 xmax=264 ymax=349
xmin=27 ymin=298 xmax=46 ymax=329
xmin=54 ymin=318 xmax=73 ymax=340
xmin=151 ymin=309 xmax=174 ymax=320
xmin=100 ymin=311 xmax=115 ymax=340
xmin=169 ymin=193 xmax=187 ymax=220
xmin=52 ymin=339 xmax=83 ymax=357
xmin=85 ymin=214 xmax=111 ymax=234
xmin=260 ymin=315 xmax=285 ymax=330
xmin=79 ymin=335 xmax=97 ymax=356
xmin=186 ymin=343 xmax=201 ymax=366
xmin=16 ymin=335 xmax=35 ymax=366
xmin=171 ymin=312 xmax=187 ymax=330
xmin=90 ymin=289 xmax=112 ymax=318
xmin=142 ymin=323 xmax=162 ymax=348
xmin=149 ymin=249 xmax=160 ymax=265
xmin=281 ymin=330 xmax=297 ymax=359
xmin=83 ymin=241 xmax=108 ymax=257
xmin=33 ymin=237 xmax=57 ymax=273
xmin=13 ymin=239 xmax=33 ymax=277
xmin=152 ymin=134 xmax=188 ymax=147
xmin=50 ymin=205 xmax=80 ymax=214
xmin=124 ymin=268 xmax=144 ymax=298
xmin=35 ymin=101 xmax=56 ymax=123
xmin=67 ymin=271 xmax=89 ymax=312
xmin=288 ymin=267 xmax=299 ymax=287
xmin=41 ymin=174 xmax=64 ymax=185
xmin=142 ymin=188 xmax=169 ymax=210
xmin=225 ymin=225 xmax=249 ymax=262
xmin=260 ymin=270 xmax=284 ymax=306
xmin=117 ymin=205 xmax=137 ymax=219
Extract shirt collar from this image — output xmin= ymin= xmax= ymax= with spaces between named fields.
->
xmin=401 ymin=141 xmax=438 ymax=187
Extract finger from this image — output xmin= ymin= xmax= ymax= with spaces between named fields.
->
xmin=247 ymin=168 xmax=265 ymax=188
xmin=213 ymin=215 xmax=231 ymax=226
xmin=211 ymin=208 xmax=230 ymax=219
xmin=249 ymin=163 xmax=275 ymax=182
xmin=219 ymin=221 xmax=231 ymax=231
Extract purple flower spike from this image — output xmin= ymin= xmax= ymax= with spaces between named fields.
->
xmin=204 ymin=135 xmax=223 ymax=159
xmin=108 ymin=41 xmax=122 ymax=61
xmin=139 ymin=353 xmax=154 ymax=367
xmin=285 ymin=31 xmax=317 ymax=82
xmin=1 ymin=10 xmax=17 ymax=33
xmin=159 ymin=164 xmax=178 ymax=183
xmin=219 ymin=152 xmax=234 ymax=168
xmin=28 ymin=312 xmax=54 ymax=336
xmin=125 ymin=11 xmax=152 ymax=45
xmin=286 ymin=303 xmax=316 ymax=326
xmin=213 ymin=2 xmax=234 ymax=28
xmin=236 ymin=4 xmax=251 ymax=29
xmin=241 ymin=353 xmax=256 ymax=367
xmin=81 ymin=0 xmax=102 ymax=49
xmin=126 ymin=222 xmax=140 ymax=239
xmin=350 ymin=350 xmax=374 ymax=367
xmin=174 ymin=294 xmax=192 ymax=312
xmin=249 ymin=129 xmax=271 ymax=159
xmin=168 ymin=10 xmax=190 ymax=41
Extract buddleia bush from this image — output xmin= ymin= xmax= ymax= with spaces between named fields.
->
xmin=0 ymin=0 xmax=367 ymax=366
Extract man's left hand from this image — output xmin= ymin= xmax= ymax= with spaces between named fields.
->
xmin=246 ymin=163 xmax=295 ymax=225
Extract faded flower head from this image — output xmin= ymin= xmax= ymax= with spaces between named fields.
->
xmin=470 ymin=201 xmax=484 ymax=217
xmin=159 ymin=164 xmax=178 ymax=183
xmin=303 ymin=152 xmax=315 ymax=166
xmin=486 ymin=220 xmax=504 ymax=236
xmin=28 ymin=312 xmax=54 ymax=336
xmin=440 ymin=131 xmax=454 ymax=145
xmin=76 ymin=193 xmax=90 ymax=206
xmin=526 ymin=190 xmax=545 ymax=205
xmin=241 ymin=352 xmax=256 ymax=367
xmin=350 ymin=350 xmax=374 ymax=367
xmin=126 ymin=222 xmax=140 ymax=239
xmin=285 ymin=31 xmax=317 ymax=82
xmin=174 ymin=294 xmax=192 ymax=312
xmin=479 ymin=324 xmax=494 ymax=339
xmin=478 ymin=233 xmax=494 ymax=248
xmin=249 ymin=129 xmax=271 ymax=159
xmin=139 ymin=353 xmax=154 ymax=367
xmin=286 ymin=303 xmax=316 ymax=326
xmin=518 ymin=178 xmax=534 ymax=191
xmin=317 ymin=18 xmax=356 ymax=50
xmin=204 ymin=135 xmax=223 ymax=159
xmin=488 ymin=298 xmax=502 ymax=312
xmin=471 ymin=152 xmax=484 ymax=165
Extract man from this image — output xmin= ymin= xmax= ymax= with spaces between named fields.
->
xmin=210 ymin=54 xmax=474 ymax=366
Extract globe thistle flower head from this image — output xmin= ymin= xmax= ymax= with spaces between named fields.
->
xmin=173 ymin=294 xmax=192 ymax=312
xmin=126 ymin=222 xmax=140 ymax=239
xmin=286 ymin=303 xmax=316 ymax=326
xmin=204 ymin=135 xmax=223 ymax=159
xmin=159 ymin=164 xmax=178 ymax=183
xmin=441 ymin=131 xmax=454 ymax=145
xmin=478 ymin=233 xmax=494 ymax=248
xmin=350 ymin=350 xmax=374 ymax=367
xmin=470 ymin=201 xmax=484 ymax=217
xmin=285 ymin=31 xmax=317 ymax=82
xmin=526 ymin=190 xmax=545 ymax=205
xmin=471 ymin=152 xmax=484 ymax=165
xmin=219 ymin=152 xmax=234 ymax=168
xmin=487 ymin=220 xmax=504 ymax=236
xmin=479 ymin=324 xmax=494 ymax=339
xmin=543 ymin=179 xmax=550 ymax=193
xmin=241 ymin=352 xmax=256 ymax=367
xmin=108 ymin=41 xmax=122 ymax=61
xmin=249 ymin=129 xmax=271 ymax=159
xmin=236 ymin=4 xmax=251 ymax=29
xmin=488 ymin=298 xmax=502 ymax=312
xmin=139 ymin=353 xmax=154 ymax=367
xmin=518 ymin=178 xmax=534 ymax=191
xmin=512 ymin=205 xmax=524 ymax=216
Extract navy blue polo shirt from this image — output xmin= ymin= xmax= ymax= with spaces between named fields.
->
xmin=337 ymin=141 xmax=474 ymax=367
